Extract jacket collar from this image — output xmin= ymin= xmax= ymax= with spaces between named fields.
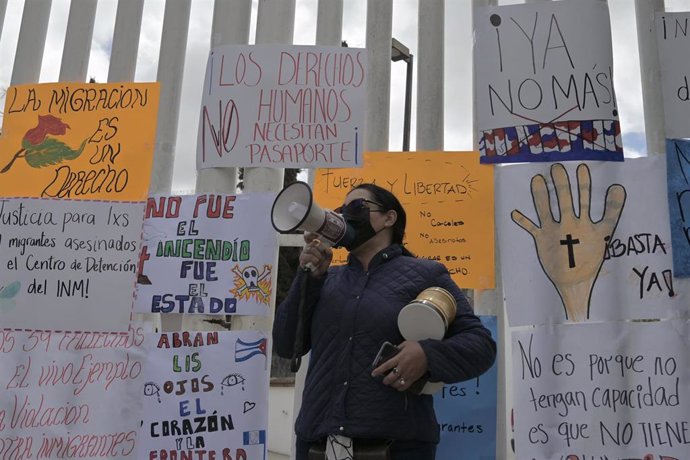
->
xmin=347 ymin=244 xmax=402 ymax=270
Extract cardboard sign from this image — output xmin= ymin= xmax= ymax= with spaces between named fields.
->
xmin=496 ymin=157 xmax=686 ymax=326
xmin=313 ymin=152 xmax=495 ymax=289
xmin=666 ymin=139 xmax=690 ymax=277
xmin=0 ymin=327 xmax=145 ymax=459
xmin=474 ymin=1 xmax=622 ymax=163
xmin=512 ymin=320 xmax=690 ymax=459
xmin=0 ymin=198 xmax=144 ymax=332
xmin=657 ymin=12 xmax=690 ymax=139
xmin=134 ymin=193 xmax=277 ymax=316
xmin=434 ymin=316 xmax=498 ymax=460
xmin=197 ymin=44 xmax=366 ymax=169
xmin=138 ymin=331 xmax=269 ymax=460
xmin=0 ymin=82 xmax=159 ymax=200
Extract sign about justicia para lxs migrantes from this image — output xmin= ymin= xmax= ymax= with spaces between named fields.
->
xmin=197 ymin=44 xmax=366 ymax=169
xmin=0 ymin=198 xmax=144 ymax=332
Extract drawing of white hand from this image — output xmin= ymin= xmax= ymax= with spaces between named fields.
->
xmin=511 ymin=163 xmax=626 ymax=321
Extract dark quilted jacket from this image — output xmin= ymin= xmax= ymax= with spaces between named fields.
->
xmin=273 ymin=244 xmax=496 ymax=444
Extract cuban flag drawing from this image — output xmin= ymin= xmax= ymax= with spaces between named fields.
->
xmin=235 ymin=337 xmax=268 ymax=362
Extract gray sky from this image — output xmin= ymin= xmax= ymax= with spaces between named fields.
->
xmin=1 ymin=0 xmax=685 ymax=192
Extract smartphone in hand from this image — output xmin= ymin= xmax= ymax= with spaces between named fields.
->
xmin=372 ymin=341 xmax=428 ymax=395
xmin=372 ymin=341 xmax=400 ymax=374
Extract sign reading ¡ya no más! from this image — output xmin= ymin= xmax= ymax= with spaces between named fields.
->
xmin=474 ymin=1 xmax=622 ymax=163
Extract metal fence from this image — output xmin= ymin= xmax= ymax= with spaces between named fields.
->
xmin=0 ymin=0 xmax=683 ymax=458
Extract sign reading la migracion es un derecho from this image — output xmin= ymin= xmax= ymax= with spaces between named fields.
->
xmin=0 ymin=82 xmax=159 ymax=200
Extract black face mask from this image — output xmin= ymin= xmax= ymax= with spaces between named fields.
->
xmin=334 ymin=198 xmax=382 ymax=251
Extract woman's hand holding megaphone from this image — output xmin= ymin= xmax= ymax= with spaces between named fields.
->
xmin=300 ymin=232 xmax=333 ymax=278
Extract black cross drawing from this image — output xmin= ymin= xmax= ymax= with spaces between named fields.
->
xmin=560 ymin=233 xmax=580 ymax=268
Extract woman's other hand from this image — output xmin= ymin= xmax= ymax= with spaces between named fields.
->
xmin=372 ymin=341 xmax=429 ymax=392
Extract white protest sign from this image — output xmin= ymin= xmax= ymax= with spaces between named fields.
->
xmin=0 ymin=327 xmax=145 ymax=459
xmin=138 ymin=331 xmax=269 ymax=460
xmin=134 ymin=193 xmax=277 ymax=316
xmin=495 ymin=157 xmax=685 ymax=326
xmin=0 ymin=198 xmax=143 ymax=332
xmin=197 ymin=45 xmax=366 ymax=169
xmin=474 ymin=0 xmax=622 ymax=163
xmin=512 ymin=320 xmax=690 ymax=459
xmin=657 ymin=12 xmax=690 ymax=140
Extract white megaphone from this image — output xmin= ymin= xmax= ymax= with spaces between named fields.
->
xmin=271 ymin=181 xmax=355 ymax=248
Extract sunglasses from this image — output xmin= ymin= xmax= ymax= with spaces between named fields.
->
xmin=334 ymin=198 xmax=385 ymax=214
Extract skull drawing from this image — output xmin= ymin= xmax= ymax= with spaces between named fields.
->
xmin=242 ymin=266 xmax=260 ymax=291
xmin=232 ymin=264 xmax=272 ymax=300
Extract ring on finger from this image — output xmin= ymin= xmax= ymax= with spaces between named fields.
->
xmin=398 ymin=377 xmax=406 ymax=386
xmin=391 ymin=367 xmax=399 ymax=375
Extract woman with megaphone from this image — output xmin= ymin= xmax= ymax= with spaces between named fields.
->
xmin=273 ymin=183 xmax=496 ymax=460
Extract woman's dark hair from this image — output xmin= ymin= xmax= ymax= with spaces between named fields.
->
xmin=352 ymin=183 xmax=415 ymax=256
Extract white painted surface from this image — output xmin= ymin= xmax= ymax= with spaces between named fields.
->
xmin=268 ymin=385 xmax=297 ymax=457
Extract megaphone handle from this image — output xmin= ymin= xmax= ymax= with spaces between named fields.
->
xmin=290 ymin=266 xmax=311 ymax=372
xmin=290 ymin=355 xmax=302 ymax=373
xmin=303 ymin=262 xmax=316 ymax=271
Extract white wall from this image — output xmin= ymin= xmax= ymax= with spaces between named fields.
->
xmin=269 ymin=385 xmax=296 ymax=457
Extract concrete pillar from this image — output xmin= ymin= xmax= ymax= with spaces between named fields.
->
xmin=0 ymin=0 xmax=9 ymax=42
xmin=151 ymin=0 xmax=192 ymax=194
xmin=635 ymin=0 xmax=690 ymax=372
xmin=194 ymin=0 xmax=253 ymax=197
xmin=59 ymin=0 xmax=98 ymax=82
xmin=211 ymin=0 xmax=252 ymax=47
xmin=230 ymin=0 xmax=296 ymax=333
xmin=176 ymin=1 xmax=254 ymax=333
xmin=256 ymin=0 xmax=295 ymax=45
xmin=635 ymin=0 xmax=666 ymax=156
xmin=416 ymin=0 xmax=444 ymax=150
xmin=316 ymin=0 xmax=343 ymax=46
xmin=288 ymin=3 xmax=345 ymax=458
xmin=11 ymin=0 xmax=52 ymax=85
xmin=107 ymin=0 xmax=144 ymax=82
xmin=471 ymin=1 xmax=509 ymax=458
xmin=153 ymin=1 xmax=193 ymax=333
xmin=365 ymin=0 xmax=393 ymax=151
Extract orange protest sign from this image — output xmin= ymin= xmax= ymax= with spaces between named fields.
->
xmin=313 ymin=152 xmax=495 ymax=289
xmin=0 ymin=82 xmax=160 ymax=200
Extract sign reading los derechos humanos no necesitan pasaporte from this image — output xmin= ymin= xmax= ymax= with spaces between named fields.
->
xmin=197 ymin=44 xmax=366 ymax=169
